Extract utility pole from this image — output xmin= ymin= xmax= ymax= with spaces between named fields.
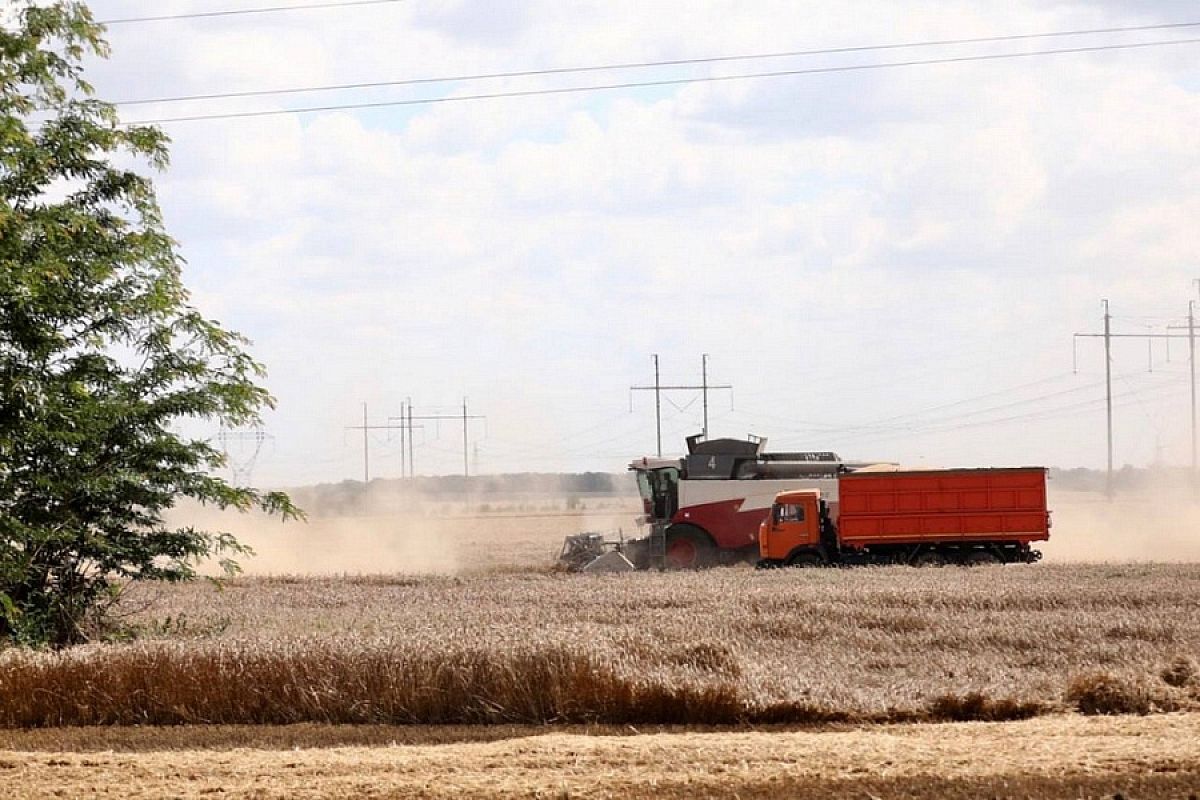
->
xmin=1191 ymin=301 xmax=1197 ymax=481
xmin=462 ymin=398 xmax=469 ymax=476
xmin=392 ymin=399 xmax=427 ymax=478
xmin=631 ymin=355 xmax=733 ymax=457
xmin=1104 ymin=300 xmax=1113 ymax=496
xmin=407 ymin=398 xmax=414 ymax=476
xmin=1167 ymin=302 xmax=1200 ymax=486
xmin=389 ymin=401 xmax=485 ymax=477
xmin=654 ymin=354 xmax=661 ymax=456
xmin=345 ymin=404 xmax=410 ymax=483
xmin=398 ymin=399 xmax=407 ymax=478
xmin=1074 ymin=301 xmax=1192 ymax=497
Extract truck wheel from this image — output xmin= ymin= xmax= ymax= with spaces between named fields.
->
xmin=965 ymin=550 xmax=1001 ymax=566
xmin=664 ymin=526 xmax=716 ymax=570
xmin=913 ymin=551 xmax=946 ymax=567
xmin=787 ymin=551 xmax=823 ymax=568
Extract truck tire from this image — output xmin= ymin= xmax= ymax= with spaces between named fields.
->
xmin=965 ymin=550 xmax=1002 ymax=566
xmin=913 ymin=550 xmax=946 ymax=567
xmin=787 ymin=550 xmax=824 ymax=568
xmin=664 ymin=525 xmax=716 ymax=570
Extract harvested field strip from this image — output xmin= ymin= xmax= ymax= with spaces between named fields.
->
xmin=2 ymin=714 xmax=1199 ymax=799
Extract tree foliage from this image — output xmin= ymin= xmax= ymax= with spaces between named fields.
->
xmin=0 ymin=1 xmax=299 ymax=646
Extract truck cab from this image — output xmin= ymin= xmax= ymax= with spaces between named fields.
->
xmin=758 ymin=489 xmax=828 ymax=566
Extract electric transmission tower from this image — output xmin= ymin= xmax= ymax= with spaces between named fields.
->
xmin=216 ymin=427 xmax=272 ymax=485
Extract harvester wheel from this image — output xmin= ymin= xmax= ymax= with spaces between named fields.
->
xmin=965 ymin=550 xmax=1002 ymax=566
xmin=664 ymin=526 xmax=716 ymax=570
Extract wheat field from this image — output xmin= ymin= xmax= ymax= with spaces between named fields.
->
xmin=5 ymin=494 xmax=1200 ymax=797
xmin=2 ymin=564 xmax=1198 ymax=727
xmin=3 ymin=565 xmax=1200 ymax=797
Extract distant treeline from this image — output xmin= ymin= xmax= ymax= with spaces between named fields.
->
xmin=283 ymin=472 xmax=634 ymax=517
xmin=279 ymin=466 xmax=1190 ymax=517
xmin=1049 ymin=465 xmax=1195 ymax=493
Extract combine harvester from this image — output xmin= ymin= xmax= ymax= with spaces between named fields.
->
xmin=560 ymin=434 xmax=890 ymax=571
xmin=561 ymin=434 xmax=1051 ymax=571
xmin=757 ymin=468 xmax=1050 ymax=567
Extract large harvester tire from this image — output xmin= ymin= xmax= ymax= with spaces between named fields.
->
xmin=664 ymin=525 xmax=717 ymax=570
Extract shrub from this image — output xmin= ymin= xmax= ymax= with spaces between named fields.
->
xmin=1066 ymin=672 xmax=1177 ymax=716
xmin=925 ymin=691 xmax=1043 ymax=722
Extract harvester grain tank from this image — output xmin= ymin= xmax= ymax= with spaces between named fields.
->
xmin=758 ymin=467 xmax=1050 ymax=566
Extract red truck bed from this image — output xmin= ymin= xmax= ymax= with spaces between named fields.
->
xmin=835 ymin=468 xmax=1049 ymax=548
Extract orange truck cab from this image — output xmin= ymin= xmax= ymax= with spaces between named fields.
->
xmin=758 ymin=489 xmax=832 ymax=566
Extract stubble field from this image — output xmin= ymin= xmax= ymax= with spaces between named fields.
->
xmin=2 ymin=714 xmax=1199 ymax=798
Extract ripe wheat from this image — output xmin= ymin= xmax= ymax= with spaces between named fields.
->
xmin=0 ymin=565 xmax=1196 ymax=726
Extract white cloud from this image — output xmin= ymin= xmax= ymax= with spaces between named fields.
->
xmin=77 ymin=0 xmax=1200 ymax=481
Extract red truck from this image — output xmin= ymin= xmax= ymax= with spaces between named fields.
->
xmin=758 ymin=467 xmax=1050 ymax=567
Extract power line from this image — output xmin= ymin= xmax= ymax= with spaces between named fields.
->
xmin=117 ymin=36 xmax=1200 ymax=126
xmin=737 ymin=379 xmax=1189 ymax=458
xmin=914 ymin=378 xmax=1188 ymax=434
xmin=97 ymin=0 xmax=405 ymax=25
xmin=820 ymin=376 xmax=1189 ymax=447
xmin=729 ymin=366 xmax=1182 ymax=440
xmin=388 ymin=399 xmax=485 ymax=478
xmin=110 ymin=20 xmax=1200 ymax=107
xmin=847 ymin=378 xmax=1112 ymax=432
xmin=836 ymin=372 xmax=1081 ymax=431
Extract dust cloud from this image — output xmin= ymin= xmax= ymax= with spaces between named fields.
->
xmin=166 ymin=496 xmax=639 ymax=576
xmin=1043 ymin=486 xmax=1200 ymax=563
xmin=167 ymin=504 xmax=459 ymax=575
xmin=165 ymin=483 xmax=1199 ymax=574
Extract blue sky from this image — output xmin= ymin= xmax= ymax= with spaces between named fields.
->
xmin=75 ymin=0 xmax=1200 ymax=484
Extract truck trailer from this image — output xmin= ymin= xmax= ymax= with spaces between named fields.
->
xmin=758 ymin=467 xmax=1050 ymax=567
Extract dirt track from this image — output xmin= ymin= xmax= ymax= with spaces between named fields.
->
xmin=3 ymin=713 xmax=1198 ymax=798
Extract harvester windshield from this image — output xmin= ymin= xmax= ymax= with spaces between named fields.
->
xmin=631 ymin=461 xmax=680 ymax=524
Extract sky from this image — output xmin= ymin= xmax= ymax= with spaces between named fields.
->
xmin=64 ymin=0 xmax=1200 ymax=484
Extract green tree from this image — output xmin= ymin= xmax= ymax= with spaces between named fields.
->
xmin=0 ymin=1 xmax=299 ymax=647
